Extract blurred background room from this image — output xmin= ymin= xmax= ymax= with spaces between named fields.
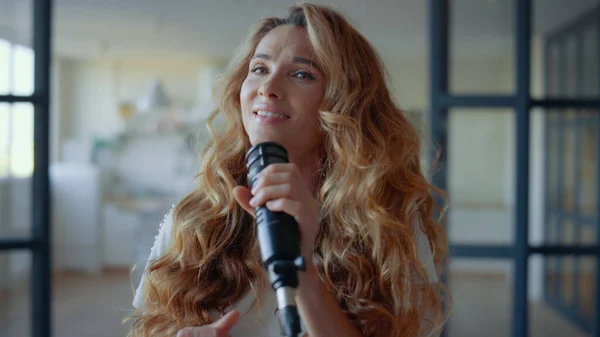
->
xmin=0 ymin=0 xmax=598 ymax=337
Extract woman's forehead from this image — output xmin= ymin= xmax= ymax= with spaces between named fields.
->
xmin=254 ymin=25 xmax=316 ymax=60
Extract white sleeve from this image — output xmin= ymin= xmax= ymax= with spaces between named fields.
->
xmin=132 ymin=205 xmax=175 ymax=311
xmin=414 ymin=218 xmax=438 ymax=284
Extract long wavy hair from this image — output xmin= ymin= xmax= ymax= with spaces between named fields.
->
xmin=127 ymin=3 xmax=450 ymax=337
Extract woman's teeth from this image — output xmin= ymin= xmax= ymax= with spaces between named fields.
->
xmin=256 ymin=110 xmax=288 ymax=119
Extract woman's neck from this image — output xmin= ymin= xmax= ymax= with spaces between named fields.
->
xmin=289 ymin=148 xmax=321 ymax=196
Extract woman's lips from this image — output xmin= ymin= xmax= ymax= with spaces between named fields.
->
xmin=253 ymin=110 xmax=290 ymax=124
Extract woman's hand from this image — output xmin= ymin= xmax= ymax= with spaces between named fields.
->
xmin=233 ymin=163 xmax=320 ymax=265
xmin=176 ymin=310 xmax=240 ymax=337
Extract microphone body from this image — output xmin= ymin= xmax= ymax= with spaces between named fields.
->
xmin=246 ymin=142 xmax=306 ymax=337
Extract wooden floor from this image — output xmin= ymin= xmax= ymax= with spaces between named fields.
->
xmin=0 ymin=269 xmax=135 ymax=337
xmin=0 ymin=270 xmax=592 ymax=337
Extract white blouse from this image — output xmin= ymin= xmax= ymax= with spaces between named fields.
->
xmin=132 ymin=206 xmax=438 ymax=337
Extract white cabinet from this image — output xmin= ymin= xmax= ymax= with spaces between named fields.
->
xmin=102 ymin=204 xmax=140 ymax=268
xmin=102 ymin=200 xmax=172 ymax=270
xmin=51 ymin=163 xmax=102 ymax=273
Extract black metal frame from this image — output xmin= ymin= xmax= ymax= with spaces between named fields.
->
xmin=0 ymin=1 xmax=52 ymax=337
xmin=429 ymin=1 xmax=600 ymax=337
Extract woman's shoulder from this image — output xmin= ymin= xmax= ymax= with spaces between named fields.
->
xmin=132 ymin=204 xmax=176 ymax=310
xmin=150 ymin=204 xmax=176 ymax=257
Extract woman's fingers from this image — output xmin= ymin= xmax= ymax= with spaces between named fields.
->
xmin=249 ymin=183 xmax=293 ymax=207
xmin=250 ymin=172 xmax=292 ymax=194
xmin=265 ymin=198 xmax=303 ymax=221
xmin=176 ymin=310 xmax=240 ymax=337
xmin=209 ymin=310 xmax=241 ymax=330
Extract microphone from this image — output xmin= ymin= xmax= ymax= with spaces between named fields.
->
xmin=246 ymin=142 xmax=306 ymax=337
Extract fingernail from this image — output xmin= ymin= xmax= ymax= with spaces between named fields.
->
xmin=249 ymin=198 xmax=256 ymax=207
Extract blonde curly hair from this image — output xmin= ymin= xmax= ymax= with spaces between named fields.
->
xmin=126 ymin=3 xmax=451 ymax=337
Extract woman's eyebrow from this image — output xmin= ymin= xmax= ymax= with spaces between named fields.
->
xmin=251 ymin=53 xmax=321 ymax=71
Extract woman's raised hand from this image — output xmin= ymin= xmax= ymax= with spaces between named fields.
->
xmin=176 ymin=310 xmax=240 ymax=337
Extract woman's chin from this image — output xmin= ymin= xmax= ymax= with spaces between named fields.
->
xmin=250 ymin=134 xmax=287 ymax=147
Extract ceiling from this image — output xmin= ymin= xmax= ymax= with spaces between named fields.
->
xmin=0 ymin=0 xmax=598 ymax=60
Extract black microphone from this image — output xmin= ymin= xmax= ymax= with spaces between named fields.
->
xmin=246 ymin=142 xmax=306 ymax=337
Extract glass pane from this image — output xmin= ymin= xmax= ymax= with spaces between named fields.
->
xmin=560 ymin=257 xmax=576 ymax=306
xmin=580 ymin=222 xmax=597 ymax=245
xmin=545 ymin=213 xmax=559 ymax=244
xmin=447 ymin=258 xmax=512 ymax=337
xmin=565 ymin=36 xmax=578 ymax=98
xmin=0 ymin=172 xmax=31 ymax=239
xmin=531 ymin=257 xmax=591 ymax=337
xmin=0 ymin=251 xmax=31 ymax=337
xmin=447 ymin=109 xmax=513 ymax=244
xmin=561 ymin=219 xmax=576 ymax=245
xmin=547 ymin=43 xmax=561 ymax=97
xmin=532 ymin=0 xmax=600 ymax=100
xmin=449 ymin=0 xmax=514 ymax=94
xmin=0 ymin=103 xmax=9 ymax=177
xmin=0 ymin=0 xmax=32 ymax=96
xmin=10 ymin=103 xmax=33 ymax=178
xmin=563 ymin=123 xmax=577 ymax=212
xmin=0 ymin=40 xmax=10 ymax=95
xmin=547 ymin=118 xmax=560 ymax=210
xmin=545 ymin=256 xmax=559 ymax=298
xmin=11 ymin=45 xmax=33 ymax=96
xmin=582 ymin=21 xmax=599 ymax=97
xmin=543 ymin=252 xmax=597 ymax=334
xmin=578 ymin=257 xmax=596 ymax=323
xmin=581 ymin=121 xmax=597 ymax=218
xmin=544 ymin=111 xmax=597 ymax=245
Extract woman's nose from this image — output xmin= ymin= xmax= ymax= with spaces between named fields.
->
xmin=258 ymin=75 xmax=284 ymax=100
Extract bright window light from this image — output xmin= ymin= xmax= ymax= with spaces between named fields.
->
xmin=0 ymin=103 xmax=10 ymax=177
xmin=12 ymin=44 xmax=34 ymax=96
xmin=10 ymin=103 xmax=34 ymax=177
xmin=0 ymin=40 xmax=35 ymax=178
xmin=0 ymin=39 xmax=10 ymax=95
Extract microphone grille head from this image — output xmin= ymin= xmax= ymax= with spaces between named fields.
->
xmin=246 ymin=142 xmax=289 ymax=187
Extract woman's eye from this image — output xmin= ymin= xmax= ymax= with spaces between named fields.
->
xmin=294 ymin=71 xmax=315 ymax=80
xmin=251 ymin=66 xmax=268 ymax=74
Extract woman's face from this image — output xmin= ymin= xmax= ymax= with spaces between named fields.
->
xmin=240 ymin=24 xmax=326 ymax=160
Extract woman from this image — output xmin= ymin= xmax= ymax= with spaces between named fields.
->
xmin=127 ymin=3 xmax=450 ymax=337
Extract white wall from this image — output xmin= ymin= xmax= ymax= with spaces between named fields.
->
xmin=113 ymin=58 xmax=226 ymax=105
xmin=54 ymin=56 xmax=225 ymax=195
xmin=56 ymin=57 xmax=226 ymax=145
xmin=68 ymin=60 xmax=121 ymax=141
